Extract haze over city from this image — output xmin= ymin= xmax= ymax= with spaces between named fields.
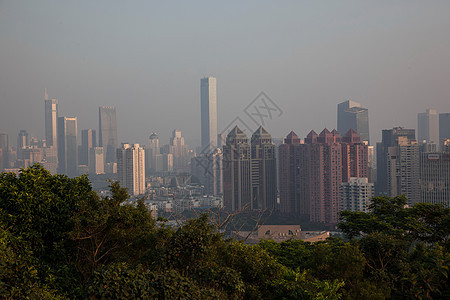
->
xmin=1 ymin=1 xmax=450 ymax=145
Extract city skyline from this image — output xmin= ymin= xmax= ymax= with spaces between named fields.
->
xmin=1 ymin=2 xmax=450 ymax=146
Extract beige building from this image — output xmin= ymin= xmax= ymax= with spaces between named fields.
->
xmin=117 ymin=143 xmax=145 ymax=196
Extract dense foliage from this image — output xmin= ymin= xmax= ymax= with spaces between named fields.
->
xmin=0 ymin=165 xmax=449 ymax=299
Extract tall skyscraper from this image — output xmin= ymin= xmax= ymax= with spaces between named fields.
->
xmin=117 ymin=143 xmax=145 ymax=196
xmin=439 ymin=113 xmax=450 ymax=147
xmin=0 ymin=133 xmax=8 ymax=170
xmin=44 ymin=90 xmax=58 ymax=148
xmin=146 ymin=132 xmax=163 ymax=174
xmin=223 ymin=126 xmax=278 ymax=212
xmin=80 ymin=129 xmax=96 ymax=166
xmin=376 ymin=127 xmax=416 ymax=196
xmin=305 ymin=129 xmax=343 ymax=224
xmin=17 ymin=130 xmax=29 ymax=160
xmin=57 ymin=117 xmax=78 ymax=177
xmin=337 ymin=100 xmax=370 ymax=144
xmin=201 ymin=77 xmax=217 ymax=152
xmin=99 ymin=106 xmax=118 ymax=164
xmin=250 ymin=126 xmax=277 ymax=210
xmin=279 ymin=131 xmax=308 ymax=218
xmin=418 ymin=109 xmax=439 ymax=145
xmin=223 ymin=126 xmax=252 ymax=211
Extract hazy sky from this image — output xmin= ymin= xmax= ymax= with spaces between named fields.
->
xmin=1 ymin=1 xmax=450 ymax=148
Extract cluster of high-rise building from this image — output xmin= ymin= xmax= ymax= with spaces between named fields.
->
xmin=1 ymin=79 xmax=450 ymax=219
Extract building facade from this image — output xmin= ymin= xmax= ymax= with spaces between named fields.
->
xmin=376 ymin=127 xmax=416 ymax=196
xmin=44 ymin=92 xmax=58 ymax=148
xmin=337 ymin=100 xmax=370 ymax=144
xmin=200 ymin=77 xmax=218 ymax=152
xmin=439 ymin=113 xmax=450 ymax=147
xmin=80 ymin=129 xmax=96 ymax=167
xmin=420 ymin=152 xmax=450 ymax=207
xmin=99 ymin=106 xmax=118 ymax=165
xmin=340 ymin=177 xmax=374 ymax=213
xmin=386 ymin=137 xmax=420 ymax=205
xmin=57 ymin=117 xmax=78 ymax=177
xmin=223 ymin=126 xmax=252 ymax=211
xmin=251 ymin=126 xmax=277 ymax=210
xmin=418 ymin=109 xmax=439 ymax=146
xmin=117 ymin=143 xmax=145 ymax=196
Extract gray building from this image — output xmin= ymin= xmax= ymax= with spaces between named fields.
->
xmin=420 ymin=152 xmax=450 ymax=207
xmin=223 ymin=126 xmax=252 ymax=211
xmin=376 ymin=127 xmax=416 ymax=196
xmin=57 ymin=117 xmax=78 ymax=177
xmin=439 ymin=113 xmax=450 ymax=147
xmin=0 ymin=133 xmax=8 ymax=170
xmin=337 ymin=100 xmax=370 ymax=144
xmin=191 ymin=148 xmax=223 ymax=196
xmin=418 ymin=109 xmax=439 ymax=146
xmin=80 ymin=129 xmax=96 ymax=166
xmin=200 ymin=77 xmax=217 ymax=152
xmin=99 ymin=106 xmax=118 ymax=164
xmin=251 ymin=126 xmax=277 ymax=210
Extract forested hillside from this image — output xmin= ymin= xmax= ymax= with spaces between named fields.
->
xmin=0 ymin=165 xmax=448 ymax=299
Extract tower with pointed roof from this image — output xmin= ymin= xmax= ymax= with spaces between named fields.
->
xmin=251 ymin=126 xmax=277 ymax=210
xmin=223 ymin=126 xmax=252 ymax=211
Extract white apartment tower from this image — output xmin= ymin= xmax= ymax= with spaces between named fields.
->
xmin=201 ymin=77 xmax=217 ymax=152
xmin=117 ymin=143 xmax=145 ymax=196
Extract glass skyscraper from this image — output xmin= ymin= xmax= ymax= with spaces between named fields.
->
xmin=99 ymin=106 xmax=118 ymax=164
xmin=57 ymin=116 xmax=78 ymax=177
xmin=337 ymin=100 xmax=370 ymax=145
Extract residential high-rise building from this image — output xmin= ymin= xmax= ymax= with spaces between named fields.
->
xmin=201 ymin=77 xmax=217 ymax=152
xmin=223 ymin=126 xmax=252 ymax=211
xmin=57 ymin=117 xmax=78 ymax=177
xmin=251 ymin=126 xmax=277 ymax=210
xmin=99 ymin=106 xmax=118 ymax=164
xmin=341 ymin=129 xmax=368 ymax=182
xmin=418 ymin=109 xmax=439 ymax=146
xmin=80 ymin=129 xmax=96 ymax=166
xmin=439 ymin=113 xmax=450 ymax=147
xmin=376 ymin=127 xmax=416 ymax=196
xmin=279 ymin=129 xmax=368 ymax=224
xmin=420 ymin=152 xmax=450 ymax=207
xmin=117 ymin=143 xmax=145 ymax=196
xmin=340 ymin=177 xmax=374 ymax=213
xmin=278 ymin=131 xmax=308 ymax=218
xmin=306 ymin=129 xmax=343 ymax=224
xmin=386 ymin=137 xmax=420 ymax=205
xmin=337 ymin=100 xmax=370 ymax=144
